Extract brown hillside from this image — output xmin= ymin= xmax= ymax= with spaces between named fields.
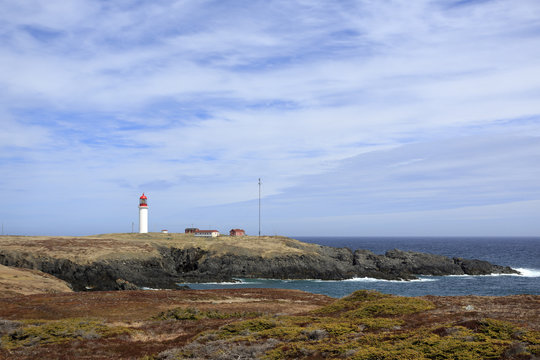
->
xmin=0 ymin=264 xmax=72 ymax=297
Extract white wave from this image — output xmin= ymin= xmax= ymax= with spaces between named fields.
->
xmin=443 ymin=268 xmax=540 ymax=278
xmin=514 ymin=268 xmax=540 ymax=277
xmin=179 ymin=279 xmax=265 ymax=285
xmin=239 ymin=277 xmax=440 ymax=283
xmin=187 ymin=281 xmax=242 ymax=285
xmin=342 ymin=277 xmax=437 ymax=283
xmin=141 ymin=287 xmax=160 ymax=290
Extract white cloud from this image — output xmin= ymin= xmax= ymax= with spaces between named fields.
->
xmin=1 ymin=0 xmax=540 ymax=235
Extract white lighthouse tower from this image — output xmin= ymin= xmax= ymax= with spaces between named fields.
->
xmin=139 ymin=193 xmax=148 ymax=233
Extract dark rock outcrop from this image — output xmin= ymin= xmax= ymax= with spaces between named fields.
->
xmin=352 ymin=248 xmax=516 ymax=279
xmin=0 ymin=247 xmax=210 ymax=291
xmin=0 ymin=242 xmax=518 ymax=291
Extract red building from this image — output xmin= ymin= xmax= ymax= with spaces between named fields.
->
xmin=185 ymin=228 xmax=199 ymax=234
xmin=230 ymin=229 xmax=245 ymax=236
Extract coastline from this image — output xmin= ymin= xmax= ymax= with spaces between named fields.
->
xmin=0 ymin=233 xmax=520 ymax=292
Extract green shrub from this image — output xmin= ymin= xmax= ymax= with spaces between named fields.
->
xmin=358 ymin=317 xmax=404 ymax=330
xmin=219 ymin=317 xmax=277 ymax=338
xmin=313 ymin=290 xmax=434 ymax=316
xmin=153 ymin=307 xmax=262 ymax=321
xmin=478 ymin=318 xmax=517 ymax=341
xmin=344 ymin=296 xmax=435 ymax=318
xmin=1 ymin=318 xmax=130 ymax=349
xmin=313 ymin=290 xmax=391 ymax=315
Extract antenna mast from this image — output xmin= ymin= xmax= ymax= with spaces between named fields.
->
xmin=258 ymin=178 xmax=261 ymax=237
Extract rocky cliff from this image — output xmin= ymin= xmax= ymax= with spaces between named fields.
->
xmin=0 ymin=234 xmax=518 ymax=291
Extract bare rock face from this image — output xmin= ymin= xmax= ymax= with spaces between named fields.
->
xmin=351 ymin=248 xmax=517 ymax=279
xmin=453 ymin=257 xmax=516 ymax=275
xmin=0 ymin=240 xmax=518 ymax=291
xmin=175 ymin=246 xmax=517 ymax=283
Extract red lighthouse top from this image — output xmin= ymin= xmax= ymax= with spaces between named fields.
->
xmin=139 ymin=193 xmax=148 ymax=207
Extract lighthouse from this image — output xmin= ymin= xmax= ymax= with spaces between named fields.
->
xmin=139 ymin=193 xmax=148 ymax=233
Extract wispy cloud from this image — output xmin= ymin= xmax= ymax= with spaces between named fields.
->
xmin=1 ymin=0 xmax=539 ymax=235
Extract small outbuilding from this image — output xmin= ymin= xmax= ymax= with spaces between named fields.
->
xmin=161 ymin=229 xmax=168 ymax=234
xmin=230 ymin=229 xmax=245 ymax=236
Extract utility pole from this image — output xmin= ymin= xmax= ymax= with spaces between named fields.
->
xmin=131 ymin=222 xmax=134 ymax=233
xmin=258 ymin=178 xmax=262 ymax=237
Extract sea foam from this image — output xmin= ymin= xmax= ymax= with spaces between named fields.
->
xmin=341 ymin=277 xmax=437 ymax=283
xmin=515 ymin=268 xmax=540 ymax=277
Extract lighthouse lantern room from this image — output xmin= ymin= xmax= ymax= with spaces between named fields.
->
xmin=139 ymin=193 xmax=148 ymax=233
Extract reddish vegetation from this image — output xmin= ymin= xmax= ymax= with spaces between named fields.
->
xmin=0 ymin=289 xmax=331 ymax=322
xmin=0 ymin=289 xmax=538 ymax=359
xmin=0 ymin=289 xmax=330 ymax=359
xmin=423 ymin=295 xmax=540 ymax=331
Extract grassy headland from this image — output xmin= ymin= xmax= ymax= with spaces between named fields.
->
xmin=0 ymin=233 xmax=321 ymax=263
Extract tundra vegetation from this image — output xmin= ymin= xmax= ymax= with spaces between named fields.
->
xmin=155 ymin=290 xmax=539 ymax=360
xmin=0 ymin=287 xmax=538 ymax=359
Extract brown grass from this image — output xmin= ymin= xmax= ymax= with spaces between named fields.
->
xmin=0 ymin=233 xmax=322 ymax=264
xmin=0 ymin=288 xmax=331 ymax=322
xmin=0 ymin=264 xmax=73 ymax=296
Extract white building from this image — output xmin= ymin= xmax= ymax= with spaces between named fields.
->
xmin=194 ymin=230 xmax=220 ymax=237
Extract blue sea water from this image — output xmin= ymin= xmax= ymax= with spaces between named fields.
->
xmin=182 ymin=237 xmax=540 ymax=298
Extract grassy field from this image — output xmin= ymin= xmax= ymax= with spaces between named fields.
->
xmin=0 ymin=233 xmax=322 ymax=264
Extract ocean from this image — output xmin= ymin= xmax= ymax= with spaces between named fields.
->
xmin=182 ymin=237 xmax=540 ymax=298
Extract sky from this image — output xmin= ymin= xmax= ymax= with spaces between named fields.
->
xmin=1 ymin=0 xmax=540 ymax=236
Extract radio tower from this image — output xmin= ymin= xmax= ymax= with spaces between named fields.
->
xmin=258 ymin=178 xmax=262 ymax=237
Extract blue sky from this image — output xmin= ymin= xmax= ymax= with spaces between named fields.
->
xmin=1 ymin=0 xmax=540 ymax=236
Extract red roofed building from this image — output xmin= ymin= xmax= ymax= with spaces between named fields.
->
xmin=230 ymin=229 xmax=245 ymax=236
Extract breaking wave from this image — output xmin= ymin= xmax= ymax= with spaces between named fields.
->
xmin=443 ymin=268 xmax=540 ymax=278
xmin=341 ymin=277 xmax=437 ymax=283
xmin=514 ymin=268 xmax=540 ymax=277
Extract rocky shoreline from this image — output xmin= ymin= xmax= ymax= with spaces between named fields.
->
xmin=0 ymin=235 xmax=518 ymax=291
